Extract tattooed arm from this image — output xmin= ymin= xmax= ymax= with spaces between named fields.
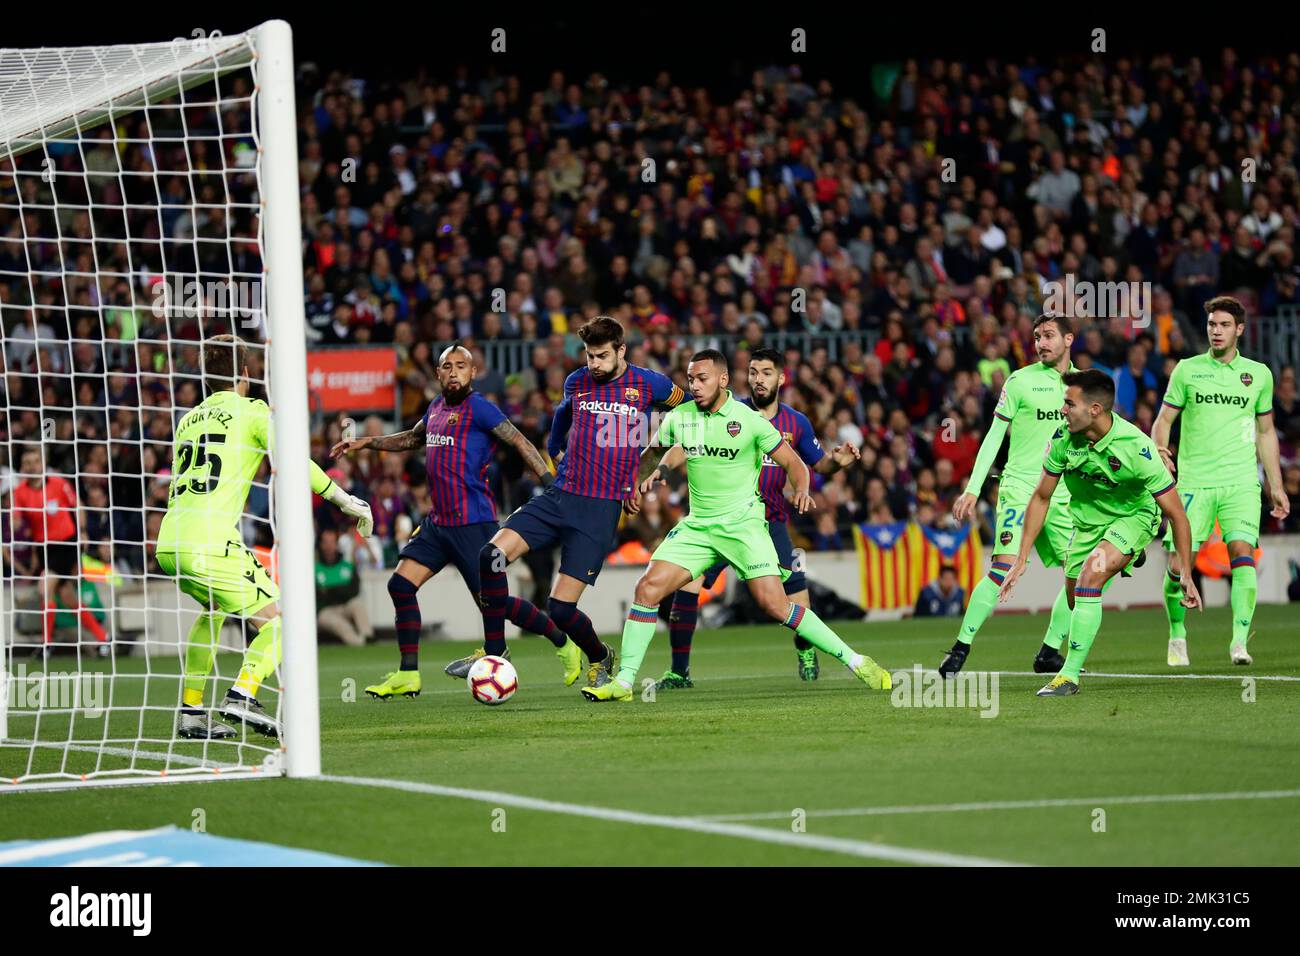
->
xmin=491 ymin=420 xmax=554 ymax=485
xmin=330 ymin=419 xmax=426 ymax=457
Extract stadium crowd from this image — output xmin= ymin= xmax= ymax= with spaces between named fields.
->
xmin=4 ymin=50 xmax=1300 ymax=597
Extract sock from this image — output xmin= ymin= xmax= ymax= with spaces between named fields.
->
xmin=548 ymin=598 xmax=606 ymax=662
xmin=955 ymin=571 xmax=1006 ymax=645
xmin=613 ymin=603 xmax=659 ymax=686
xmin=182 ymin=612 xmax=225 ymax=708
xmin=668 ymin=590 xmax=699 ymax=675
xmin=1062 ymin=590 xmax=1103 ymax=681
xmin=42 ymin=602 xmax=56 ymax=644
xmin=1230 ymin=556 xmax=1257 ymax=648
xmin=478 ymin=545 xmax=509 ymax=657
xmin=388 ymin=574 xmax=422 ymax=670
xmin=505 ymin=595 xmax=565 ymax=648
xmin=1041 ymin=586 xmax=1072 ymax=651
xmin=233 ymin=617 xmax=281 ymax=699
xmin=1163 ymin=568 xmax=1187 ymax=641
xmin=781 ymin=604 xmax=855 ymax=665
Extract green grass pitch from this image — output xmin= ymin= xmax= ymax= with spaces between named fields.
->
xmin=2 ymin=604 xmax=1297 ymax=865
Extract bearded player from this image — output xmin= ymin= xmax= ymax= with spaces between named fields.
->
xmin=330 ymin=344 xmax=581 ymax=699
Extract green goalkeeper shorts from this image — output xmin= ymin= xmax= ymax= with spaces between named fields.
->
xmin=994 ymin=478 xmax=1072 ymax=568
xmin=1065 ymin=510 xmax=1161 ymax=580
xmin=652 ymin=497 xmax=792 ymax=583
xmin=1161 ymin=484 xmax=1262 ymax=551
xmin=157 ymin=540 xmax=279 ymax=617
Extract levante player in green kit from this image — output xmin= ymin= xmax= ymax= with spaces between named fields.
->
xmin=998 ymin=369 xmax=1203 ymax=696
xmin=1151 ymin=295 xmax=1289 ymax=666
xmin=157 ymin=335 xmax=374 ymax=739
xmin=581 ymin=349 xmax=891 ymax=701
xmin=942 ymin=313 xmax=1077 ymax=678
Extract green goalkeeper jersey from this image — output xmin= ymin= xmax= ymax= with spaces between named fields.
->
xmin=655 ymin=389 xmax=783 ymax=518
xmin=1160 ymin=350 xmax=1273 ymax=487
xmin=966 ymin=360 xmax=1074 ymax=499
xmin=157 ymin=390 xmax=332 ymax=555
xmin=1043 ymin=413 xmax=1176 ymax=527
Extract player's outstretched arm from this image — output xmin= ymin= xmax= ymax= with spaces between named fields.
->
xmin=1151 ymin=403 xmax=1180 ymax=477
xmin=769 ymin=441 xmax=815 ymax=514
xmin=490 ymin=420 xmax=554 ymax=487
xmin=331 ymin=419 xmax=426 ymax=457
xmin=1254 ymin=412 xmax=1290 ymax=519
xmin=311 ymin=461 xmax=374 ymax=538
xmin=955 ymin=413 xmax=1010 ymax=522
xmin=998 ymin=469 xmax=1057 ymax=602
xmin=1156 ymin=489 xmax=1203 ymax=610
xmin=814 ymin=441 xmax=860 ymax=473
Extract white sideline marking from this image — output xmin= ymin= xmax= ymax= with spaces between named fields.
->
xmin=694 ymin=788 xmax=1300 ymax=822
xmin=328 ymin=666 xmax=1300 ymax=701
xmin=0 ymin=826 xmax=173 ymax=864
xmin=318 ymin=773 xmax=1024 ymax=867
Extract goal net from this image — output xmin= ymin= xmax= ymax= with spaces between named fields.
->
xmin=0 ymin=21 xmax=319 ymax=791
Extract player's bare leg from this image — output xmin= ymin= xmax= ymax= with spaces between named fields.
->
xmin=747 ymin=576 xmax=890 ymax=690
xmin=1226 ymin=539 xmax=1257 ymax=665
xmin=582 ymin=560 xmax=694 ymax=701
xmin=1164 ymin=549 xmax=1191 ymax=666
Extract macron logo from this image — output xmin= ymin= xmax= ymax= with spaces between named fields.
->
xmin=50 ymin=886 xmax=152 ymax=936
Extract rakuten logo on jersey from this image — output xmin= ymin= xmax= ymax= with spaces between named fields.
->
xmin=1193 ymin=393 xmax=1250 ymax=407
xmin=684 ymin=445 xmax=739 ymax=459
xmin=427 ymin=433 xmax=456 ymax=447
xmin=578 ymin=399 xmax=640 ymax=418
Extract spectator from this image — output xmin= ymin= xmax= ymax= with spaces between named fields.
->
xmin=315 ymin=528 xmax=372 ymax=647
xmin=913 ymin=566 xmax=966 ymax=617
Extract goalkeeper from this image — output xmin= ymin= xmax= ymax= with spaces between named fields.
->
xmin=158 ymin=335 xmax=373 ymax=740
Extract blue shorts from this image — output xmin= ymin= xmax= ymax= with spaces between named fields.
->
xmin=701 ymin=518 xmax=806 ymax=594
xmin=399 ymin=517 xmax=498 ymax=594
xmin=503 ymin=485 xmax=623 ymax=584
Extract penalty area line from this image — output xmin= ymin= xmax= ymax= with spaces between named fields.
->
xmin=317 ymin=773 xmax=1025 ymax=867
xmin=694 ymin=788 xmax=1300 ymax=822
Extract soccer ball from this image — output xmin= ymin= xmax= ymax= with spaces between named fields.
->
xmin=467 ymin=655 xmax=518 ymax=705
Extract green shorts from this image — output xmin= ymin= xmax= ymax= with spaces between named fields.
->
xmin=1066 ymin=510 xmax=1161 ymax=580
xmin=157 ymin=540 xmax=279 ymax=617
xmin=1161 ymin=484 xmax=1262 ymax=551
xmin=652 ymin=498 xmax=792 ymax=583
xmin=994 ymin=479 xmax=1072 ymax=568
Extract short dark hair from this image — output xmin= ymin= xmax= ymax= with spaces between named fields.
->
xmin=1033 ymin=313 xmax=1073 ymax=336
xmin=1205 ymin=295 xmax=1247 ymax=327
xmin=749 ymin=347 xmax=783 ymax=367
xmin=1062 ymin=368 xmax=1115 ymax=410
xmin=577 ymin=315 xmax=625 ymax=349
xmin=690 ymin=348 xmax=728 ymax=370
xmin=202 ymin=334 xmax=258 ymax=394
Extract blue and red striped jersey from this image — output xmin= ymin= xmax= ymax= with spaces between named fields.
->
xmin=548 ymin=364 xmax=685 ymax=499
xmin=422 ymin=391 xmax=506 ymax=526
xmin=748 ymin=398 xmax=824 ymax=523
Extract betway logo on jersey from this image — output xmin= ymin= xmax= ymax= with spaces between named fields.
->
xmin=427 ymin=433 xmax=456 ymax=448
xmin=1036 ymin=408 xmax=1066 ymax=420
xmin=578 ymin=399 xmax=641 ymax=418
xmin=684 ymin=444 xmax=739 ymax=459
xmin=1192 ymin=393 xmax=1250 ymax=408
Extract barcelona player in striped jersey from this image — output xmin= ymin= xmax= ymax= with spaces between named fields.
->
xmin=331 ymin=345 xmax=577 ymax=700
xmin=444 ymin=316 xmax=686 ymax=687
xmin=631 ymin=348 xmax=860 ymax=688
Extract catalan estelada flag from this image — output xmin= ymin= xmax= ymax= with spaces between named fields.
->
xmin=852 ymin=521 xmax=925 ymax=610
xmin=918 ymin=523 xmax=983 ymax=607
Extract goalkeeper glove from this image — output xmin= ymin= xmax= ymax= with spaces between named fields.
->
xmin=323 ymin=483 xmax=374 ymax=538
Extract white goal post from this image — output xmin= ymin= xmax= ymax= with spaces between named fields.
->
xmin=0 ymin=20 xmax=318 ymax=790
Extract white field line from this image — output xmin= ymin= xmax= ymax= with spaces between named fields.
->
xmin=693 ymin=788 xmax=1300 ymax=823
xmin=318 ymin=773 xmax=1025 ymax=867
